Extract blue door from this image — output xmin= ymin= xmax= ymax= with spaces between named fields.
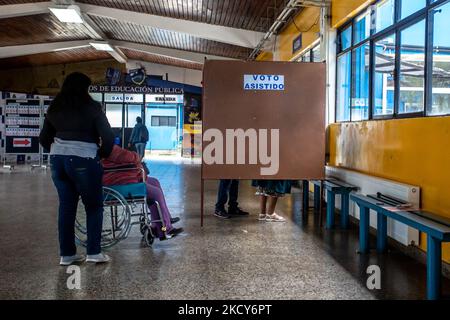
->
xmin=145 ymin=104 xmax=180 ymax=150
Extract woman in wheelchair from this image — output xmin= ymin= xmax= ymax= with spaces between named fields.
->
xmin=102 ymin=145 xmax=183 ymax=240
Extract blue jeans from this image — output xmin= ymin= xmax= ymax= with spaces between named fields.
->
xmin=135 ymin=142 xmax=146 ymax=158
xmin=50 ymin=155 xmax=104 ymax=256
xmin=215 ymin=179 xmax=239 ymax=211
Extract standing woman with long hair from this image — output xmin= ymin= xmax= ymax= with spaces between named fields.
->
xmin=39 ymin=72 xmax=114 ymax=265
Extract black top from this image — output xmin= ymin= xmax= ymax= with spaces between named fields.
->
xmin=39 ymin=100 xmax=115 ymax=158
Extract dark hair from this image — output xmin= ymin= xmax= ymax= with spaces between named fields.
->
xmin=136 ymin=116 xmax=142 ymax=123
xmin=48 ymin=72 xmax=93 ymax=113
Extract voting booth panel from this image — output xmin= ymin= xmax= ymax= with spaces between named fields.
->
xmin=202 ymin=60 xmax=326 ymax=180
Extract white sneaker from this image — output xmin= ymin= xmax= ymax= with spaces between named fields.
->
xmin=258 ymin=214 xmax=267 ymax=221
xmin=86 ymin=253 xmax=111 ymax=264
xmin=265 ymin=213 xmax=286 ymax=222
xmin=60 ymin=254 xmax=85 ymax=266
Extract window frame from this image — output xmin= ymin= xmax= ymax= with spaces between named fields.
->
xmin=335 ymin=0 xmax=449 ymax=123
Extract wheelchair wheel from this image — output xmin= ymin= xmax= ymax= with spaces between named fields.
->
xmin=143 ymin=228 xmax=154 ymax=246
xmin=75 ymin=186 xmax=132 ymax=248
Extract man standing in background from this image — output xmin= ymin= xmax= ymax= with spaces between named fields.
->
xmin=214 ymin=180 xmax=249 ymax=219
xmin=129 ymin=116 xmax=149 ymax=159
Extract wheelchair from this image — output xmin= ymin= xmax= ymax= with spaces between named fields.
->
xmin=74 ymin=167 xmax=167 ymax=248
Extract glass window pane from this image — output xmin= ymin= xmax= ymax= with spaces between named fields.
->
xmin=159 ymin=116 xmax=169 ymax=126
xmin=126 ymin=104 xmax=141 ymax=128
xmin=430 ymin=1 xmax=450 ymax=116
xmin=336 ymin=52 xmax=352 ymax=122
xmin=399 ymin=20 xmax=426 ymax=114
xmin=401 ymin=0 xmax=426 ymax=19
xmin=105 ymin=104 xmax=123 ymax=128
xmin=373 ymin=33 xmax=396 ymax=116
xmin=312 ymin=45 xmax=322 ymax=62
xmin=168 ymin=116 xmax=177 ymax=127
xmin=352 ymin=43 xmax=370 ymax=121
xmin=375 ymin=0 xmax=395 ymax=33
xmin=151 ymin=116 xmax=159 ymax=126
xmin=303 ymin=51 xmax=311 ymax=62
xmin=354 ymin=10 xmax=371 ymax=44
xmin=339 ymin=25 xmax=352 ymax=52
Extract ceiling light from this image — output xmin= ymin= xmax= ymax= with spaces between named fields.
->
xmin=90 ymin=42 xmax=114 ymax=52
xmin=49 ymin=5 xmax=84 ymax=24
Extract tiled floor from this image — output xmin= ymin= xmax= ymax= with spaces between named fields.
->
xmin=0 ymin=158 xmax=448 ymax=299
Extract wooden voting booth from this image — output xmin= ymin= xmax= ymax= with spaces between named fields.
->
xmin=201 ymin=60 xmax=326 ymax=225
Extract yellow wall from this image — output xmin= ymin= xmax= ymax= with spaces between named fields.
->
xmin=331 ymin=0 xmax=374 ymax=28
xmin=257 ymin=7 xmax=320 ymax=62
xmin=0 ymin=59 xmax=124 ymax=96
xmin=329 ymin=119 xmax=450 ymax=262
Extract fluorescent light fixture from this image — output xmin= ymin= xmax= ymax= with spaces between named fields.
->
xmin=90 ymin=42 xmax=114 ymax=52
xmin=49 ymin=5 xmax=84 ymax=24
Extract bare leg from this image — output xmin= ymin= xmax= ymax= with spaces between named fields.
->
xmin=260 ymin=195 xmax=268 ymax=214
xmin=267 ymin=196 xmax=278 ymax=215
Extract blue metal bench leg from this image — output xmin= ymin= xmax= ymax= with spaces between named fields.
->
xmin=314 ymin=184 xmax=320 ymax=211
xmin=326 ymin=190 xmax=335 ymax=229
xmin=340 ymin=192 xmax=350 ymax=229
xmin=302 ymin=180 xmax=309 ymax=212
xmin=426 ymin=235 xmax=442 ymax=300
xmin=359 ymin=206 xmax=370 ymax=254
xmin=376 ymin=212 xmax=388 ymax=253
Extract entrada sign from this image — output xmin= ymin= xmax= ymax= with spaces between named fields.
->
xmin=89 ymin=85 xmax=184 ymax=94
xmin=243 ymin=75 xmax=285 ymax=91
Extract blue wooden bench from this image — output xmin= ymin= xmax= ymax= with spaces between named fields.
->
xmin=311 ymin=179 xmax=358 ymax=229
xmin=350 ymin=193 xmax=450 ymax=300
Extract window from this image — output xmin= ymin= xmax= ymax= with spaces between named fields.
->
xmin=336 ymin=52 xmax=352 ymax=122
xmin=373 ymin=34 xmax=396 ymax=117
xmin=302 ymin=51 xmax=311 ymax=62
xmin=354 ymin=9 xmax=371 ymax=44
xmin=339 ymin=25 xmax=352 ymax=52
xmin=126 ymin=104 xmax=141 ymax=128
xmin=336 ymin=0 xmax=450 ymax=122
xmin=352 ymin=43 xmax=370 ymax=120
xmin=151 ymin=116 xmax=177 ymax=127
xmin=429 ymin=1 xmax=450 ymax=116
xmin=375 ymin=0 xmax=395 ymax=33
xmin=401 ymin=0 xmax=426 ymax=19
xmin=312 ymin=45 xmax=322 ymax=62
xmin=399 ymin=20 xmax=426 ymax=114
xmin=105 ymin=104 xmax=123 ymax=128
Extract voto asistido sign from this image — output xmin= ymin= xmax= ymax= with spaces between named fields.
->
xmin=243 ymin=74 xmax=285 ymax=91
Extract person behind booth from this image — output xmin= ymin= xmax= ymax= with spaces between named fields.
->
xmin=214 ymin=180 xmax=249 ymax=219
xmin=102 ymin=145 xmax=183 ymax=239
xmin=128 ymin=116 xmax=149 ymax=159
xmin=251 ymin=180 xmax=292 ymax=222
xmin=39 ymin=72 xmax=115 ymax=266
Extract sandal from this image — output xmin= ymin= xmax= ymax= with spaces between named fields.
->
xmin=258 ymin=214 xmax=267 ymax=221
xmin=265 ymin=213 xmax=286 ymax=222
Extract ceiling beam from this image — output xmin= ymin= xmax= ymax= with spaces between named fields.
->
xmin=110 ymin=41 xmax=235 ymax=64
xmin=77 ymin=3 xmax=264 ymax=49
xmin=0 ymin=2 xmax=264 ymax=49
xmin=0 ymin=40 xmax=233 ymax=64
xmin=0 ymin=2 xmax=52 ymax=19
xmin=0 ymin=40 xmax=92 ymax=59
